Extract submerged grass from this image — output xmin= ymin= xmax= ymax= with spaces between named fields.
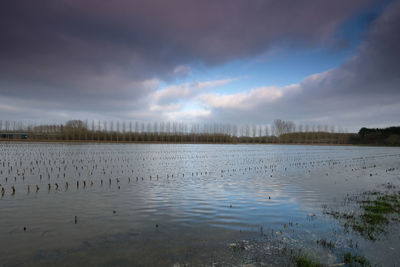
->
xmin=324 ymin=183 xmax=400 ymax=240
xmin=292 ymin=251 xmax=371 ymax=267
xmin=343 ymin=252 xmax=371 ymax=267
xmin=294 ymin=255 xmax=325 ymax=267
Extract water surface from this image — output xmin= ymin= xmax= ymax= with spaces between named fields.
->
xmin=0 ymin=143 xmax=399 ymax=266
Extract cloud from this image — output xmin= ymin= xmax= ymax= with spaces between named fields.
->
xmin=173 ymin=65 xmax=192 ymax=77
xmin=194 ymin=1 xmax=400 ymax=130
xmin=153 ymin=78 xmax=235 ymax=105
xmin=164 ymin=109 xmax=211 ymax=121
xmin=198 ymin=85 xmax=299 ymax=110
xmin=0 ymin=0 xmax=374 ymax=121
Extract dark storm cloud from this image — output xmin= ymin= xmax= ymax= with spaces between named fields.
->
xmin=200 ymin=1 xmax=400 ymax=130
xmin=297 ymin=1 xmax=400 ymax=108
xmin=0 ymin=0 xmax=373 ymax=116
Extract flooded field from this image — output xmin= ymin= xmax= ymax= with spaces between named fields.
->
xmin=0 ymin=143 xmax=399 ymax=266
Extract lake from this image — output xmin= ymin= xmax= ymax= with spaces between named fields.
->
xmin=0 ymin=143 xmax=399 ymax=266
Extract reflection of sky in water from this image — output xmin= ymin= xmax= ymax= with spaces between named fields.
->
xmin=0 ymin=143 xmax=399 ymax=265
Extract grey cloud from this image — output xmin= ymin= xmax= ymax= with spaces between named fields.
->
xmin=0 ymin=0 xmax=374 ymax=119
xmin=201 ymin=1 xmax=400 ymax=131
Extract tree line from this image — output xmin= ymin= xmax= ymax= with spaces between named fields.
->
xmin=349 ymin=127 xmax=400 ymax=146
xmin=2 ymin=119 xmax=398 ymax=146
xmin=0 ymin=119 xmax=359 ymax=144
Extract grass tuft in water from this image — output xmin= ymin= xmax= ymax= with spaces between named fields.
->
xmin=293 ymin=255 xmax=325 ymax=267
xmin=343 ymin=252 xmax=371 ymax=267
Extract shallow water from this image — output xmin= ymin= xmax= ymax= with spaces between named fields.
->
xmin=0 ymin=143 xmax=399 ymax=266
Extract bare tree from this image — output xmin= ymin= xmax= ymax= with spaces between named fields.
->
xmin=103 ymin=121 xmax=108 ymax=140
xmin=129 ymin=121 xmax=133 ymax=141
xmin=110 ymin=121 xmax=114 ymax=141
xmin=115 ymin=120 xmax=120 ymax=142
xmin=122 ymin=121 xmax=126 ymax=141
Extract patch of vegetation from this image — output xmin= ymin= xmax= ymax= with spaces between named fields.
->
xmin=352 ymin=126 xmax=400 ymax=146
xmin=343 ymin=252 xmax=371 ymax=267
xmin=324 ymin=183 xmax=400 ymax=240
xmin=293 ymin=255 xmax=325 ymax=267
xmin=291 ymin=250 xmax=373 ymax=267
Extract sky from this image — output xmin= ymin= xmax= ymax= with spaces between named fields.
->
xmin=1 ymin=0 xmax=399 ymax=132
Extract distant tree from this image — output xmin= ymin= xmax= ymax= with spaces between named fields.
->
xmin=264 ymin=125 xmax=270 ymax=138
xmin=122 ymin=121 xmax=126 ymax=141
xmin=129 ymin=121 xmax=133 ymax=141
xmin=91 ymin=120 xmax=95 ymax=140
xmin=110 ymin=121 xmax=114 ymax=141
xmin=65 ymin=120 xmax=86 ymax=129
xmin=159 ymin=121 xmax=165 ymax=142
xmin=258 ymin=125 xmax=262 ymax=143
xmin=273 ymin=119 xmax=295 ymax=137
xmin=252 ymin=124 xmax=257 ymax=139
xmin=116 ymin=120 xmax=120 ymax=142
xmin=134 ymin=121 xmax=139 ymax=141
xmin=97 ymin=120 xmax=101 ymax=141
xmin=64 ymin=120 xmax=86 ymax=140
xmin=153 ymin=122 xmax=158 ymax=138
xmin=104 ymin=121 xmax=108 ymax=140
